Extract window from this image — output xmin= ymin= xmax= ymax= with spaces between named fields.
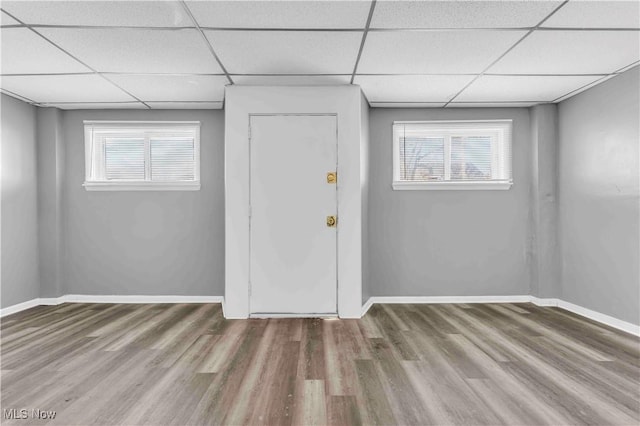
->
xmin=84 ymin=121 xmax=200 ymax=191
xmin=393 ymin=120 xmax=512 ymax=190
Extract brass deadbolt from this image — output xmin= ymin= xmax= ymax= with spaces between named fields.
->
xmin=326 ymin=216 xmax=337 ymax=227
xmin=327 ymin=172 xmax=337 ymax=184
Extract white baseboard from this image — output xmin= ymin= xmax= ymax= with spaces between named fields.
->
xmin=0 ymin=295 xmax=224 ymax=318
xmin=38 ymin=297 xmax=63 ymax=305
xmin=528 ymin=296 xmax=560 ymax=307
xmin=4 ymin=294 xmax=638 ymax=336
xmin=361 ymin=295 xmax=640 ymax=337
xmin=361 ymin=297 xmax=374 ymax=317
xmin=61 ymin=294 xmax=224 ymax=304
xmin=367 ymin=295 xmax=532 ymax=306
xmin=554 ymin=299 xmax=640 ymax=336
xmin=0 ymin=298 xmax=44 ymax=317
xmin=362 ymin=295 xmax=533 ymax=315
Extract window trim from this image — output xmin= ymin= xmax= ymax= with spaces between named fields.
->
xmin=392 ymin=119 xmax=513 ymax=191
xmin=83 ymin=121 xmax=201 ymax=191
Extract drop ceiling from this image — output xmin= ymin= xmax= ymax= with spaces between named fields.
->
xmin=1 ymin=0 xmax=638 ymax=110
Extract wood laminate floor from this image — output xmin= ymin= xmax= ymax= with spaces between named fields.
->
xmin=1 ymin=302 xmax=638 ymax=425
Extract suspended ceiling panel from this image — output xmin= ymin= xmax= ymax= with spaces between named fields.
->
xmin=617 ymin=61 xmax=640 ymax=73
xmin=354 ymin=75 xmax=475 ymax=102
xmin=186 ymin=0 xmax=370 ymax=29
xmin=370 ymin=1 xmax=563 ymax=29
xmin=232 ymin=75 xmax=351 ymax=86
xmin=542 ymin=1 xmax=640 ymax=28
xmin=489 ymin=30 xmax=640 ymax=74
xmin=44 ymin=102 xmax=147 ymax=110
xmin=37 ymin=28 xmax=223 ymax=74
xmin=146 ymin=102 xmax=223 ymax=109
xmin=553 ymin=75 xmax=619 ymax=102
xmin=0 ymin=0 xmax=637 ymax=109
xmin=358 ymin=30 xmax=527 ymax=74
xmin=1 ymin=10 xmax=19 ymax=25
xmin=206 ymin=30 xmax=362 ymax=74
xmin=456 ymin=75 xmax=602 ymax=103
xmin=1 ymin=28 xmax=91 ymax=74
xmin=0 ymin=1 xmax=192 ymax=27
xmin=1 ymin=74 xmax=136 ymax=103
xmin=107 ymin=74 xmax=228 ymax=102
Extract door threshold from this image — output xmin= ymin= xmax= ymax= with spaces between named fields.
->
xmin=250 ymin=313 xmax=338 ymax=319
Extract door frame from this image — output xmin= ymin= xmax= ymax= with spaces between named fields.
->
xmin=248 ymin=113 xmax=339 ymax=317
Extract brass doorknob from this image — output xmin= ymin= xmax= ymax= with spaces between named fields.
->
xmin=326 ymin=216 xmax=337 ymax=227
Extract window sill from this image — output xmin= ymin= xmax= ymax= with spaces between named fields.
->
xmin=392 ymin=181 xmax=512 ymax=191
xmin=83 ymin=181 xmax=201 ymax=191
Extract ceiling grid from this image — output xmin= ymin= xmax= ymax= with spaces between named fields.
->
xmin=0 ymin=0 xmax=637 ymax=109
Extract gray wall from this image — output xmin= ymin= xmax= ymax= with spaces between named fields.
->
xmin=1 ymin=94 xmax=40 ymax=308
xmin=558 ymin=67 xmax=640 ymax=325
xmin=59 ymin=109 xmax=225 ymax=296
xmin=368 ymin=108 xmax=532 ymax=297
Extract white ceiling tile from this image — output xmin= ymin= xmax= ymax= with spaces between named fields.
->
xmin=38 ymin=28 xmax=223 ymax=74
xmin=455 ymin=75 xmax=602 ymax=102
xmin=553 ymin=75 xmax=618 ymax=102
xmin=1 ymin=28 xmax=91 ymax=74
xmin=232 ymin=75 xmax=351 ymax=86
xmin=543 ymin=1 xmax=640 ymax=28
xmin=107 ymin=74 xmax=227 ymax=102
xmin=42 ymin=102 xmax=147 ymax=110
xmin=186 ymin=1 xmax=370 ymax=28
xmin=371 ymin=1 xmax=563 ymax=28
xmin=147 ymin=102 xmax=223 ymax=109
xmin=1 ymin=1 xmax=192 ymax=27
xmin=206 ymin=30 xmax=362 ymax=74
xmin=447 ymin=102 xmax=537 ymax=108
xmin=355 ymin=75 xmax=474 ymax=102
xmin=370 ymin=102 xmax=445 ymax=108
xmin=616 ymin=61 xmax=640 ymax=74
xmin=1 ymin=75 xmax=136 ymax=103
xmin=358 ymin=30 xmax=527 ymax=74
xmin=1 ymin=10 xmax=20 ymax=25
xmin=490 ymin=30 xmax=640 ymax=74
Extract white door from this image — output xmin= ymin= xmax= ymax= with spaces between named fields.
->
xmin=249 ymin=115 xmax=338 ymax=316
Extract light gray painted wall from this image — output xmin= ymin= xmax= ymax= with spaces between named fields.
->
xmin=37 ymin=107 xmax=64 ymax=298
xmin=368 ymin=108 xmax=532 ymax=297
xmin=60 ymin=109 xmax=225 ymax=296
xmin=530 ymin=104 xmax=561 ymax=298
xmin=1 ymin=94 xmax=40 ymax=308
xmin=558 ymin=67 xmax=640 ymax=325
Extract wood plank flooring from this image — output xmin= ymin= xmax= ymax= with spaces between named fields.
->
xmin=1 ymin=302 xmax=638 ymax=425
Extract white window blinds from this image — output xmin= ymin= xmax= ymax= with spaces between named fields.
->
xmin=105 ymin=138 xmax=145 ymax=180
xmin=393 ymin=120 xmax=512 ymax=190
xmin=150 ymin=138 xmax=195 ymax=181
xmin=84 ymin=121 xmax=200 ymax=191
